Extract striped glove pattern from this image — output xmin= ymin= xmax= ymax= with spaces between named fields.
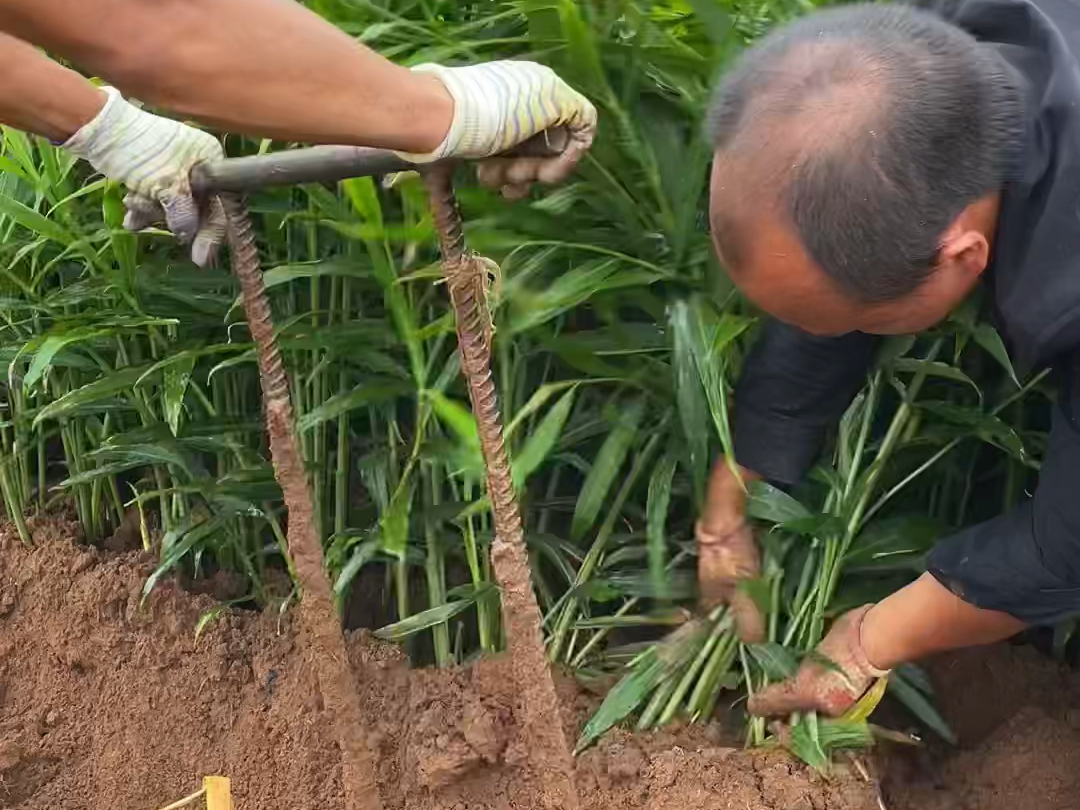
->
xmin=63 ymin=87 xmax=226 ymax=267
xmin=398 ymin=61 xmax=598 ymax=197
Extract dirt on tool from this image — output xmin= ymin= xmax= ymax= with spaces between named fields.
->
xmin=0 ymin=516 xmax=1078 ymax=810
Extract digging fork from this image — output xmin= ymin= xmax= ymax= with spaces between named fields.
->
xmin=189 ymin=130 xmax=580 ymax=810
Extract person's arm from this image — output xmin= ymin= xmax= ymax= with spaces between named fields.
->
xmin=0 ymin=32 xmax=105 ymax=141
xmin=749 ymin=355 xmax=1080 ymax=720
xmin=0 ymin=34 xmax=228 ymax=265
xmin=0 ymin=18 xmax=596 ymax=264
xmin=0 ymin=0 xmax=452 ymax=152
xmin=2 ymin=1 xmax=597 ymax=198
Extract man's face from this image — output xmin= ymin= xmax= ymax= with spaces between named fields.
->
xmin=709 ymin=162 xmax=985 ymax=337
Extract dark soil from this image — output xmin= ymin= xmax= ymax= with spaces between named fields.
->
xmin=0 ymin=516 xmax=1075 ymax=810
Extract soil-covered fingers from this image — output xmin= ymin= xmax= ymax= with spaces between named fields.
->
xmin=696 ymin=520 xmax=765 ymax=642
xmin=191 ymin=195 xmax=227 ymax=269
xmin=748 ymin=664 xmax=859 ymax=718
xmin=476 ymin=118 xmax=595 ymax=198
xmin=749 ymin=605 xmax=885 ymax=718
xmin=537 ymin=116 xmax=596 ymax=184
xmin=157 ymin=174 xmax=226 ymax=268
xmin=122 ymin=192 xmax=166 ymax=233
xmin=477 ymin=157 xmax=561 ymax=199
xmin=122 ymin=189 xmax=221 ymax=268
xmin=748 ymin=672 xmax=821 ymax=718
xmin=729 ymin=587 xmax=767 ymax=645
xmin=478 ymin=157 xmax=534 ymax=198
xmin=159 ymin=181 xmax=201 ymax=248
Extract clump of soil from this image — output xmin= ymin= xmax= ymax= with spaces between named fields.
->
xmin=0 ymin=517 xmax=878 ymax=810
xmin=5 ymin=517 xmax=1079 ymax=810
xmin=885 ymin=643 xmax=1080 ymax=810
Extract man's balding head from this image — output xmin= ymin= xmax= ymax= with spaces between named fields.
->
xmin=708 ymin=3 xmax=1024 ymax=321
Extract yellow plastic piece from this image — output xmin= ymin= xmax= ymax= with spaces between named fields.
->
xmin=154 ymin=776 xmax=232 ymax=810
xmin=204 ymin=776 xmax=233 ymax=810
xmin=155 ymin=789 xmax=206 ymax=810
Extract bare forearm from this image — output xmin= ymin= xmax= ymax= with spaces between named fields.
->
xmin=861 ymin=573 xmax=1026 ymax=670
xmin=0 ymin=0 xmax=452 ymax=151
xmin=0 ymin=33 xmax=105 ymax=141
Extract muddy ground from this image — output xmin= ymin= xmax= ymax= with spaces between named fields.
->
xmin=0 ymin=517 xmax=1076 ymax=810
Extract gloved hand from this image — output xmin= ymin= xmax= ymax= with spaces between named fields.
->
xmin=396 ymin=61 xmax=597 ymax=199
xmin=697 ymin=461 xmax=766 ymax=643
xmin=62 ymin=86 xmax=226 ymax=267
xmin=748 ymin=605 xmax=891 ymax=717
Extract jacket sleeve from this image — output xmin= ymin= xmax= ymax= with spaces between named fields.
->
xmin=732 ymin=319 xmax=878 ymax=486
xmin=926 ymin=353 xmax=1080 ymax=625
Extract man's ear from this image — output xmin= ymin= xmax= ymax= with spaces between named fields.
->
xmin=939 ymin=228 xmax=990 ymax=284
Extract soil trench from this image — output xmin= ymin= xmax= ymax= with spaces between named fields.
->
xmin=1 ymin=517 xmax=1076 ymax=810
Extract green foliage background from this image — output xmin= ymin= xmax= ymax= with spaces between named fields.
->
xmin=0 ymin=0 xmax=1055 ymax=755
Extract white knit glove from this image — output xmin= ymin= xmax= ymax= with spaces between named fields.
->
xmin=63 ymin=86 xmax=226 ymax=267
xmin=396 ymin=61 xmax=597 ymax=198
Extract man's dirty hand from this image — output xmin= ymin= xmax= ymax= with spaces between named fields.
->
xmin=63 ymin=87 xmax=226 ymax=267
xmin=748 ymin=605 xmax=890 ymax=718
xmin=396 ymin=61 xmax=597 ymax=199
xmin=697 ymin=518 xmax=767 ymax=643
xmin=697 ymin=461 xmax=766 ymax=643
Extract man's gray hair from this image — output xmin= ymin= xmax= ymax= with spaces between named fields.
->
xmin=708 ymin=3 xmax=1025 ymax=302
